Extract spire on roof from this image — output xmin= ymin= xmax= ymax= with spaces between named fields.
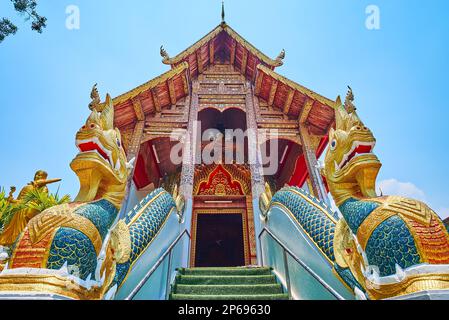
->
xmin=275 ymin=49 xmax=286 ymax=66
xmin=160 ymin=45 xmax=170 ymax=63
xmin=221 ymin=0 xmax=225 ymax=24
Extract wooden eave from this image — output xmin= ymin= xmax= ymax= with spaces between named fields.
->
xmin=162 ymin=23 xmax=284 ymax=80
xmin=109 ymin=62 xmax=190 ymax=129
xmin=255 ymin=64 xmax=338 ymax=135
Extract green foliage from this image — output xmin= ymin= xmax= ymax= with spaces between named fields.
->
xmin=0 ymin=187 xmax=70 ymax=230
xmin=0 ymin=0 xmax=47 ymax=43
xmin=0 ymin=18 xmax=18 ymax=42
xmin=20 ymin=188 xmax=71 ymax=213
xmin=0 ymin=189 xmax=19 ymax=230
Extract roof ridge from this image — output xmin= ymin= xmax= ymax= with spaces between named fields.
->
xmin=161 ymin=23 xmax=284 ymax=68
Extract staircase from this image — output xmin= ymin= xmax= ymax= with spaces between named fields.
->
xmin=169 ymin=267 xmax=289 ymax=300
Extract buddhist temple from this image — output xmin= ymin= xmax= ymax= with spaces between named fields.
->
xmin=113 ymin=18 xmax=335 ymax=269
xmin=0 ymin=6 xmax=448 ymax=301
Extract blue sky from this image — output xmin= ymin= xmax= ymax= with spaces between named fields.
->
xmin=0 ymin=0 xmax=448 ymax=218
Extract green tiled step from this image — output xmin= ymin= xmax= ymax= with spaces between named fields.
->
xmin=170 ymin=267 xmax=287 ymax=301
xmin=174 ymin=284 xmax=283 ymax=295
xmin=176 ymin=275 xmax=276 ymax=285
xmin=179 ymin=267 xmax=272 ymax=276
xmin=170 ymin=294 xmax=289 ymax=300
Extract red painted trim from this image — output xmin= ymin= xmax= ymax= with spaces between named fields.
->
xmin=149 ymin=141 xmax=162 ymax=180
xmin=288 ymin=155 xmax=308 ymax=187
xmin=276 ymin=141 xmax=293 ymax=179
xmin=288 ymin=135 xmax=329 ymax=188
xmin=316 ymin=135 xmax=329 ymax=159
xmin=133 ymin=154 xmax=150 ymax=189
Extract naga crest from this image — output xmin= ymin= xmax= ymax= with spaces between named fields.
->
xmin=70 ymin=94 xmax=128 ymax=208
xmin=322 ymin=93 xmax=381 ymax=206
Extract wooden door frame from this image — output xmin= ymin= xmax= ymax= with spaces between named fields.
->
xmin=190 ymin=207 xmax=250 ymax=267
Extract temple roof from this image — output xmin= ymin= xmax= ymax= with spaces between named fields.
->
xmin=112 ymin=62 xmax=190 ymax=128
xmin=255 ymin=64 xmax=337 ymax=135
xmin=161 ymin=22 xmax=285 ymax=80
xmin=108 ymin=21 xmax=337 ymax=136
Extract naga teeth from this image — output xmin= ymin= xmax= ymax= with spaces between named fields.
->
xmin=76 ymin=137 xmax=114 ymax=168
xmin=334 ymin=160 xmax=339 ymax=172
xmin=114 ymin=158 xmax=121 ymax=171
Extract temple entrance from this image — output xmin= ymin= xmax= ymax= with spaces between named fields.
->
xmin=194 ymin=211 xmax=245 ymax=267
xmin=191 ymin=164 xmax=255 ymax=267
xmin=189 ymin=66 xmax=256 ymax=267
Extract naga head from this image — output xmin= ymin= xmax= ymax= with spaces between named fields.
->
xmin=322 ymin=98 xmax=381 ymax=206
xmin=70 ymin=94 xmax=128 ymax=208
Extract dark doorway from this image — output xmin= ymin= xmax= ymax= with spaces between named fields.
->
xmin=194 ymin=213 xmax=245 ymax=267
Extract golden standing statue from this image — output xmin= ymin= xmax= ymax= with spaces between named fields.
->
xmin=0 ymin=170 xmax=61 ymax=246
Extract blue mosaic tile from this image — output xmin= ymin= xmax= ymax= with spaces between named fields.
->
xmin=113 ymin=188 xmax=176 ymax=287
xmin=74 ymin=199 xmax=118 ymax=240
xmin=365 ymin=215 xmax=421 ymax=276
xmin=271 ymin=187 xmax=336 ymax=261
xmin=339 ymin=198 xmax=379 ymax=234
xmin=46 ymin=227 xmax=97 ymax=280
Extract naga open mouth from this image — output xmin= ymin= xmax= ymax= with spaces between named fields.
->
xmin=336 ymin=141 xmax=376 ymax=171
xmin=76 ymin=138 xmax=115 ymax=169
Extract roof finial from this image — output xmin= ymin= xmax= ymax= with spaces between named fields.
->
xmin=275 ymin=49 xmax=285 ymax=66
xmin=160 ymin=45 xmax=170 ymax=61
xmin=88 ymin=83 xmax=101 ymax=111
xmin=344 ymin=86 xmax=357 ymax=113
xmin=221 ymin=0 xmax=226 ymax=24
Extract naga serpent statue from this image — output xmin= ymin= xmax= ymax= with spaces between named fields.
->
xmin=322 ymin=97 xmax=449 ymax=299
xmin=0 ymin=93 xmax=179 ymax=299
xmin=267 ymin=90 xmax=449 ymax=300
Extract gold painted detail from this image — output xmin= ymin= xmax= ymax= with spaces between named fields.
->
xmin=356 ymin=196 xmax=435 ymax=251
xmin=383 ymin=196 xmax=433 ymax=226
xmin=27 ymin=206 xmax=103 ymax=256
xmin=259 ymin=182 xmax=273 ymax=219
xmin=366 ymin=273 xmax=449 ymax=300
xmin=333 ymin=219 xmax=366 ymax=287
xmin=0 ymin=170 xmax=63 ymax=246
xmin=0 ymin=273 xmax=110 ymax=300
xmin=194 ymin=164 xmax=251 ymax=196
xmin=0 ymin=91 xmax=130 ymax=299
xmin=356 ymin=201 xmax=396 ymax=250
xmin=172 ymin=184 xmax=185 ymax=218
xmin=110 ymin=220 xmax=131 ymax=264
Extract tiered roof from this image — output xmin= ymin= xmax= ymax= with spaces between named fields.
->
xmin=108 ymin=22 xmax=337 ymax=136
